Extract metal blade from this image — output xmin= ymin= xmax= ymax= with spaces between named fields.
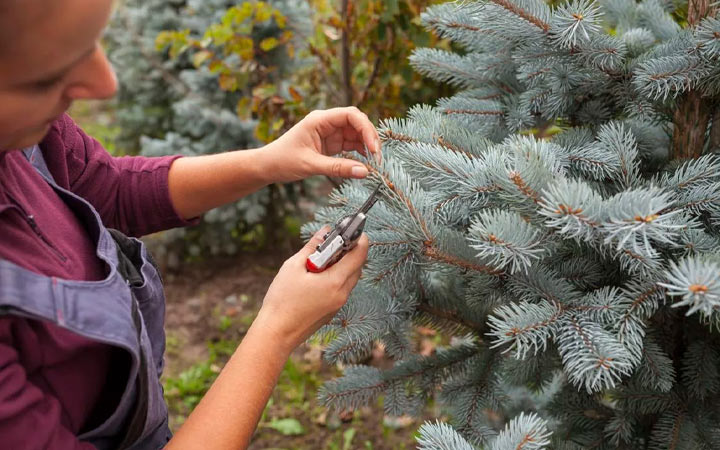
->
xmin=357 ymin=183 xmax=382 ymax=215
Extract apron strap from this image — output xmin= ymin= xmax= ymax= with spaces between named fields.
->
xmin=21 ymin=145 xmax=154 ymax=448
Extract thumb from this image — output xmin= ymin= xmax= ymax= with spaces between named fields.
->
xmin=297 ymin=226 xmax=331 ymax=259
xmin=318 ymin=156 xmax=369 ymax=179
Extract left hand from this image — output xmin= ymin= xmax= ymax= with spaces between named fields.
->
xmin=262 ymin=107 xmax=382 ymax=183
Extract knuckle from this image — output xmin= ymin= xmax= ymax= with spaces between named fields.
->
xmin=330 ymin=160 xmax=343 ymax=177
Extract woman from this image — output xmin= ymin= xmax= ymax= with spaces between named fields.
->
xmin=0 ymin=0 xmax=380 ymax=448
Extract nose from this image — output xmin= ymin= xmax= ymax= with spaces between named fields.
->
xmin=64 ymin=45 xmax=118 ymax=101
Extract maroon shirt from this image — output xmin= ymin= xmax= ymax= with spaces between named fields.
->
xmin=0 ymin=114 xmax=195 ymax=448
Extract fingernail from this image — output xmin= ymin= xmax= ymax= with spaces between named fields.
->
xmin=374 ymin=138 xmax=382 ymax=164
xmin=352 ymin=165 xmax=369 ymax=178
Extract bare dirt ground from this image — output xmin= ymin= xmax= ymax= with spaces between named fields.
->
xmin=160 ymin=247 xmax=428 ymax=450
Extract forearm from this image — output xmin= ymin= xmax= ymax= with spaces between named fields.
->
xmin=167 ymin=148 xmax=277 ymax=219
xmin=166 ymin=313 xmax=292 ymax=449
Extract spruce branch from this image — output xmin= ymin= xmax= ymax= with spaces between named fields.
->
xmin=696 ymin=16 xmax=720 ymax=59
xmin=612 ymin=384 xmax=679 ymax=415
xmin=417 ymin=421 xmax=475 ymax=450
xmin=634 ymin=54 xmax=708 ymax=101
xmin=661 ymin=153 xmax=720 ymax=191
xmin=661 ymin=256 xmax=720 ymax=316
xmin=557 ymin=313 xmax=634 ymax=392
xmin=416 ymin=301 xmax=488 ymax=333
xmin=577 ymin=34 xmax=628 ymax=71
xmin=603 ymin=412 xmax=638 ymax=447
xmin=489 ymin=412 xmax=552 ymax=450
xmin=539 ymin=178 xmax=602 ymax=241
xmin=601 ymin=188 xmax=683 ymax=255
xmin=648 ymin=409 xmax=690 ymax=450
xmin=550 ymin=0 xmax=603 ymax=49
xmin=487 ymin=0 xmax=551 ymax=33
xmin=681 ymin=339 xmax=720 ymax=400
xmin=318 ymin=365 xmax=386 ymax=412
xmin=422 ymin=244 xmax=504 ymax=276
xmin=636 ymin=336 xmax=676 ymax=392
xmin=637 ymin=0 xmax=682 ymax=41
xmin=616 ymin=282 xmax=665 ymax=351
xmin=468 ymin=209 xmax=548 ymax=273
xmin=487 ymin=300 xmax=564 ymax=359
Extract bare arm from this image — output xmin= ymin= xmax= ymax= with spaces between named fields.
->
xmin=167 ymin=148 xmax=273 ymax=220
xmin=167 ymin=107 xmax=381 ymax=220
xmin=166 ymin=230 xmax=370 ymax=449
xmin=164 ymin=313 xmax=292 ymax=449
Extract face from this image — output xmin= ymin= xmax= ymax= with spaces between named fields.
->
xmin=0 ymin=0 xmax=117 ymax=151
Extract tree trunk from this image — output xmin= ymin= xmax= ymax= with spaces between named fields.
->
xmin=340 ymin=0 xmax=353 ymax=106
xmin=671 ymin=0 xmax=715 ymax=160
xmin=709 ymin=105 xmax=720 ymax=152
xmin=671 ymin=90 xmax=711 ymax=160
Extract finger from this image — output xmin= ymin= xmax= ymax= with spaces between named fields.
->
xmin=317 ymin=155 xmax=368 ymax=179
xmin=326 ymin=233 xmax=369 ymax=276
xmin=312 ymin=108 xmax=381 ymax=164
xmin=342 ymin=141 xmax=366 ymax=153
xmin=296 ymin=226 xmax=331 ymax=260
xmin=343 ymin=108 xmax=381 ymax=164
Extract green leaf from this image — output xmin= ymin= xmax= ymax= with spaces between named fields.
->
xmin=271 ymin=118 xmax=285 ymax=132
xmin=343 ymin=428 xmax=357 ymax=450
xmin=268 ymin=418 xmax=306 ymax=436
xmin=381 ymin=0 xmax=400 ymax=21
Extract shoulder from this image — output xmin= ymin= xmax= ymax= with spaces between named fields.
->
xmin=38 ymin=114 xmax=105 ymax=189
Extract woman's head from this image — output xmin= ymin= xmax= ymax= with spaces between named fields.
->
xmin=0 ymin=0 xmax=117 ymax=151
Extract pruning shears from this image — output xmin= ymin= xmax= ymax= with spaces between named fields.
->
xmin=306 ymin=183 xmax=382 ymax=273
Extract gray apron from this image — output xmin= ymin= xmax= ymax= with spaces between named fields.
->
xmin=0 ymin=146 xmax=172 ymax=449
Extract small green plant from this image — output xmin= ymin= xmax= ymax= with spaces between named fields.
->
xmin=164 ymin=339 xmax=237 ymax=421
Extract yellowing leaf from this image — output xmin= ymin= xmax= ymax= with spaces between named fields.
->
xmin=218 ymin=74 xmax=238 ymax=91
xmin=208 ymin=60 xmax=224 ymax=74
xmin=255 ymin=3 xmax=273 ymax=22
xmin=256 ymin=120 xmax=270 ymax=142
xmin=236 ymin=97 xmax=252 ymax=119
xmin=192 ymin=50 xmax=213 ymax=68
xmin=252 ymin=83 xmax=278 ymax=98
xmin=328 ymin=16 xmax=344 ymax=28
xmin=227 ymin=36 xmax=255 ymax=60
xmin=274 ymin=11 xmax=287 ymax=29
xmin=271 ymin=118 xmax=285 ymax=131
xmin=259 ymin=37 xmax=280 ymax=52
xmin=288 ymin=86 xmax=303 ymax=102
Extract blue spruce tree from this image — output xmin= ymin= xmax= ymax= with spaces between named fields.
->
xmin=303 ymin=0 xmax=720 ymax=448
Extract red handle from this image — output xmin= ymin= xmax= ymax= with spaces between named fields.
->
xmin=306 ymin=258 xmax=323 ymax=273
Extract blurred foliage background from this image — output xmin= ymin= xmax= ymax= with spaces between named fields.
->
xmin=95 ymin=0 xmax=451 ymax=267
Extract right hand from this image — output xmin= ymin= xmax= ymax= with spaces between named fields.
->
xmin=253 ymin=226 xmax=369 ymax=353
